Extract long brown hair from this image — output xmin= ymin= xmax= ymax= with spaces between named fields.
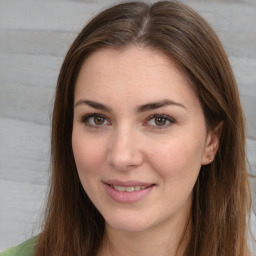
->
xmin=34 ymin=1 xmax=252 ymax=255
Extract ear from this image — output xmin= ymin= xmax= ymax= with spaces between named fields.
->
xmin=201 ymin=121 xmax=223 ymax=165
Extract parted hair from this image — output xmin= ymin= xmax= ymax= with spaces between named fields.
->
xmin=34 ymin=1 xmax=252 ymax=255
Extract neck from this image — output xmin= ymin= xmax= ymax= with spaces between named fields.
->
xmin=97 ymin=212 xmax=191 ymax=256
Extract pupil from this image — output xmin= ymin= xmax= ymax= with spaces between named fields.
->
xmin=94 ymin=116 xmax=104 ymax=125
xmin=155 ymin=117 xmax=166 ymax=126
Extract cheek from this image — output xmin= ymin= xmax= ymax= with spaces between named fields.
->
xmin=72 ymin=133 xmax=107 ymax=205
xmin=72 ymin=132 xmax=105 ymax=178
xmin=147 ymin=135 xmax=204 ymax=181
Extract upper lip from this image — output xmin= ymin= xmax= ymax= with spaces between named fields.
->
xmin=104 ymin=179 xmax=154 ymax=187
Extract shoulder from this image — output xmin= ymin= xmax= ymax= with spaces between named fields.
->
xmin=1 ymin=236 xmax=38 ymax=256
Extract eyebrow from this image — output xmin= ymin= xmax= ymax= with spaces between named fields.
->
xmin=136 ymin=99 xmax=186 ymax=113
xmin=74 ymin=99 xmax=112 ymax=112
xmin=74 ymin=99 xmax=186 ymax=112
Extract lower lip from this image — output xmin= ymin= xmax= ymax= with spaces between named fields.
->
xmin=104 ymin=183 xmax=155 ymax=203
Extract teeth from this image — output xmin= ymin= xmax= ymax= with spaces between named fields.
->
xmin=126 ymin=186 xmax=134 ymax=192
xmin=113 ymin=185 xmax=147 ymax=192
xmin=134 ymin=186 xmax=147 ymax=191
xmin=114 ymin=186 xmax=126 ymax=192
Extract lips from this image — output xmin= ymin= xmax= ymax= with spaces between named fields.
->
xmin=112 ymin=185 xmax=148 ymax=192
xmin=103 ymin=180 xmax=155 ymax=203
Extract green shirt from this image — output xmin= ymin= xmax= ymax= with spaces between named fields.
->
xmin=1 ymin=237 xmax=38 ymax=256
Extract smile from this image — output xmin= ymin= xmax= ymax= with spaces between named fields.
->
xmin=104 ymin=181 xmax=155 ymax=203
xmin=112 ymin=185 xmax=148 ymax=192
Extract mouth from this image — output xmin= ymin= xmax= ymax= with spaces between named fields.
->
xmin=103 ymin=181 xmax=155 ymax=203
xmin=107 ymin=184 xmax=153 ymax=192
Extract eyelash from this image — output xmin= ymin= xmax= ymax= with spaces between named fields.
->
xmin=80 ymin=113 xmax=110 ymax=128
xmin=80 ymin=113 xmax=176 ymax=129
xmin=145 ymin=114 xmax=176 ymax=129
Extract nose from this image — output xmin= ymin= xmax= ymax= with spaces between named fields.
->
xmin=107 ymin=127 xmax=144 ymax=171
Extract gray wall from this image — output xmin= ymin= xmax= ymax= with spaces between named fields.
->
xmin=0 ymin=0 xmax=255 ymax=251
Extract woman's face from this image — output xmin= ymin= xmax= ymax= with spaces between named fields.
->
xmin=72 ymin=46 xmax=215 ymax=234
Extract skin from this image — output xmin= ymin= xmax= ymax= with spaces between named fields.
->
xmin=72 ymin=46 xmax=220 ymax=256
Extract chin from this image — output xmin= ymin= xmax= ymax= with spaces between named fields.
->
xmin=107 ymin=221 xmax=149 ymax=233
xmin=103 ymin=210 xmax=157 ymax=233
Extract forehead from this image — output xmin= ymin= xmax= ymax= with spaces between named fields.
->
xmin=77 ymin=46 xmax=185 ymax=81
xmin=74 ymin=46 xmax=201 ymax=112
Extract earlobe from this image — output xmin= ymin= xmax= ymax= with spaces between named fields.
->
xmin=201 ymin=121 xmax=223 ymax=165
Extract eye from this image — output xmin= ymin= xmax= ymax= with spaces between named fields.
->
xmin=81 ymin=113 xmax=110 ymax=127
xmin=146 ymin=114 xmax=175 ymax=128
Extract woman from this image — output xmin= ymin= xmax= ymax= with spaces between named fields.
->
xmin=2 ymin=1 xmax=253 ymax=255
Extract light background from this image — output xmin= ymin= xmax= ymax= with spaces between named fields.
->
xmin=0 ymin=0 xmax=255 ymax=252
